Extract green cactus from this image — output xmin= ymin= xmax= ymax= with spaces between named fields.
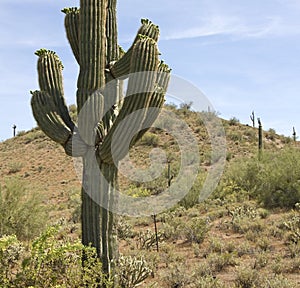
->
xmin=258 ymin=118 xmax=263 ymax=159
xmin=30 ymin=0 xmax=170 ymax=279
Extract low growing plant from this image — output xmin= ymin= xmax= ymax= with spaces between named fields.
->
xmin=0 ymin=178 xmax=47 ymax=240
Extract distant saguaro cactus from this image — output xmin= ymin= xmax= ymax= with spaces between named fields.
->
xmin=250 ymin=111 xmax=255 ymax=127
xmin=293 ymin=127 xmax=297 ymax=142
xmin=12 ymin=124 xmax=16 ymax=137
xmin=30 ymin=0 xmax=170 ymax=279
xmin=258 ymin=118 xmax=263 ymax=159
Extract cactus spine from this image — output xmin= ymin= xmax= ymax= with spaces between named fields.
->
xmin=30 ymin=0 xmax=170 ymax=279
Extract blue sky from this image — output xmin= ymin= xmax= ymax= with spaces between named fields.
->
xmin=1 ymin=0 xmax=300 ymax=140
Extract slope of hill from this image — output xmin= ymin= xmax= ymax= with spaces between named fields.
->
xmin=0 ymin=107 xmax=299 ymax=287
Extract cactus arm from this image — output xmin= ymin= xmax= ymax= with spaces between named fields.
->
xmin=35 ymin=49 xmax=74 ymax=131
xmin=62 ymin=7 xmax=80 ymax=64
xmin=137 ymin=19 xmax=160 ymax=41
xmin=31 ymin=91 xmax=71 ymax=144
xmin=109 ymin=19 xmax=160 ymax=79
xmin=131 ymin=61 xmax=171 ymax=144
xmin=99 ymin=36 xmax=160 ymax=163
xmin=33 ymin=49 xmax=89 ymax=157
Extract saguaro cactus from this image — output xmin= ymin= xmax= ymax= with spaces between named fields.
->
xmin=293 ymin=126 xmax=297 ymax=142
xmin=12 ymin=124 xmax=16 ymax=137
xmin=250 ymin=111 xmax=255 ymax=127
xmin=30 ymin=0 xmax=170 ymax=278
xmin=258 ymin=117 xmax=263 ymax=159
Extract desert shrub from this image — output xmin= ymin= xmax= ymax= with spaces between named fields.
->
xmin=287 ymin=242 xmax=300 ymax=258
xmin=16 ymin=130 xmax=26 ymax=136
xmin=214 ymin=179 xmax=249 ymax=203
xmin=234 ymin=267 xmax=261 ymax=288
xmin=125 ymin=185 xmax=152 ymax=198
xmin=69 ymin=104 xmax=77 ymax=122
xmin=137 ymin=229 xmax=165 ymax=250
xmin=0 ymin=235 xmax=24 ymax=286
xmin=161 ymin=212 xmax=208 ymax=244
xmin=281 ymin=136 xmax=293 ymax=144
xmin=0 ymin=178 xmax=47 ymax=240
xmin=117 ymin=255 xmax=152 ymax=288
xmin=256 ymin=236 xmax=271 ymax=251
xmin=179 ymin=173 xmax=206 ymax=208
xmin=208 ymin=252 xmax=237 ymax=272
xmin=68 ymin=188 xmax=81 ymax=223
xmin=254 ymin=252 xmax=269 ymax=269
xmin=140 ymin=133 xmax=159 ymax=146
xmin=161 ymin=221 xmax=181 ymax=241
xmin=232 ymin=217 xmax=264 ymax=235
xmin=0 ymin=226 xmax=113 ymax=287
xmin=163 ymin=263 xmax=192 ymax=287
xmin=1 ymin=225 xmax=153 ymax=287
xmin=228 ymin=117 xmax=240 ymax=126
xmin=184 ymin=218 xmax=208 ymax=244
xmin=164 ymin=102 xmax=178 ymax=110
xmin=280 ymin=212 xmax=300 ymax=244
xmin=207 ymin=237 xmax=224 ymax=253
xmin=178 ymin=101 xmax=193 ymax=116
xmin=117 ymin=217 xmax=135 ymax=240
xmin=265 ymin=128 xmax=276 ymax=140
xmin=19 ymin=129 xmax=45 ymax=143
xmin=192 ymin=262 xmax=214 ymax=278
xmin=218 ymin=147 xmax=300 ymax=208
xmin=244 ymin=128 xmax=256 ymax=142
xmin=7 ymin=162 xmax=23 ymax=174
xmin=261 ymin=274 xmax=297 ymax=288
xmin=190 ymin=275 xmax=223 ymax=288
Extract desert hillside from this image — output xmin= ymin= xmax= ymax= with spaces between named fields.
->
xmin=0 ymin=106 xmax=299 ymax=287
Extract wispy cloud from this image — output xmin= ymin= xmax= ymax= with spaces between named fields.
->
xmin=162 ymin=14 xmax=300 ymax=41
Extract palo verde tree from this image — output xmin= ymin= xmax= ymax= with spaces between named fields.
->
xmin=30 ymin=0 xmax=170 ymax=278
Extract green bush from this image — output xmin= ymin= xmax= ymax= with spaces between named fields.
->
xmin=69 ymin=104 xmax=77 ymax=122
xmin=184 ymin=218 xmax=208 ymax=244
xmin=140 ymin=133 xmax=159 ymax=146
xmin=179 ymin=173 xmax=206 ymax=208
xmin=0 ymin=225 xmax=155 ymax=287
xmin=228 ymin=117 xmax=240 ymax=126
xmin=0 ymin=178 xmax=47 ymax=240
xmin=217 ymin=147 xmax=300 ymax=208
xmin=0 ymin=235 xmax=24 ymax=286
xmin=0 ymin=226 xmax=113 ymax=287
xmin=234 ymin=267 xmax=261 ymax=288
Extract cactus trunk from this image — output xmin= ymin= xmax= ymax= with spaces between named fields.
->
xmin=81 ymin=150 xmax=118 ymax=275
xmin=30 ymin=0 xmax=170 ymax=281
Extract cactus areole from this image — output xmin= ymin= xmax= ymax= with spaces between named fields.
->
xmin=30 ymin=0 xmax=170 ymax=278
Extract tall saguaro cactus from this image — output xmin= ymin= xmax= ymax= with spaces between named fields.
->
xmin=30 ymin=0 xmax=170 ymax=278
